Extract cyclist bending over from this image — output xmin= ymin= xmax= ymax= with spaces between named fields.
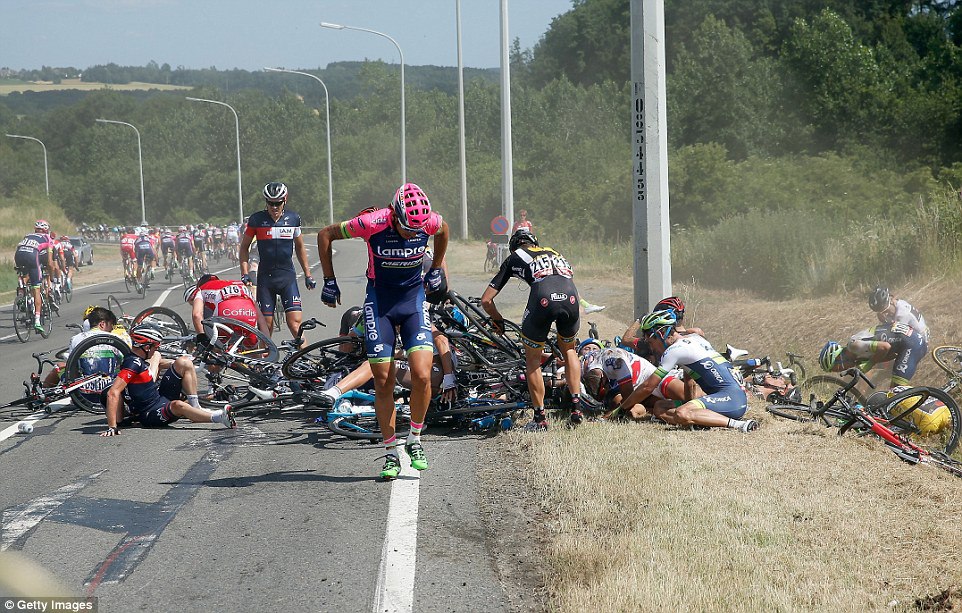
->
xmin=317 ymin=182 xmax=450 ymax=480
xmin=819 ymin=321 xmax=927 ymax=387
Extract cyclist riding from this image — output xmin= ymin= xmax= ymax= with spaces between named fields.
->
xmin=175 ymin=225 xmax=195 ymax=275
xmin=192 ymin=223 xmax=209 ymax=272
xmin=239 ymin=181 xmax=316 ymax=339
xmin=160 ymin=227 xmax=176 ymax=272
xmin=317 ymin=182 xmax=450 ymax=480
xmin=14 ymin=220 xmax=55 ymax=332
xmin=134 ymin=230 xmax=157 ymax=288
xmin=120 ymin=226 xmax=137 ymax=278
xmin=480 ymin=228 xmax=584 ymax=429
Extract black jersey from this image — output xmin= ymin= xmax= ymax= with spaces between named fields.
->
xmin=488 ymin=244 xmax=573 ymax=291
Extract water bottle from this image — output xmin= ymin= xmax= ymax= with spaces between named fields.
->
xmin=499 ymin=416 xmax=513 ymax=431
xmin=744 ymin=358 xmax=762 ymax=368
xmin=17 ymin=421 xmax=34 ymax=434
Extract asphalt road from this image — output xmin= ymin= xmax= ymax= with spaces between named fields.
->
xmin=0 ymin=239 xmax=511 ymax=613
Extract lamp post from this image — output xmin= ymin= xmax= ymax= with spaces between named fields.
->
xmin=95 ymin=119 xmax=146 ymax=224
xmin=186 ymin=97 xmax=244 ymax=223
xmin=5 ymin=134 xmax=49 ymax=197
xmin=265 ymin=67 xmax=335 ymax=225
xmin=456 ymin=0 xmax=469 ymax=238
xmin=321 ymin=21 xmax=406 ymax=184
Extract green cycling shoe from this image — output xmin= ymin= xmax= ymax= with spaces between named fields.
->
xmin=380 ymin=454 xmax=401 ymax=480
xmin=405 ymin=442 xmax=429 ymax=471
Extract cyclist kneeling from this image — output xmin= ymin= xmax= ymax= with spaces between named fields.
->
xmin=101 ymin=325 xmax=235 ymax=436
xmin=819 ymin=321 xmax=927 ymax=387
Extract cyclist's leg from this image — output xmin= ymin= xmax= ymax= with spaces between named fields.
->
xmin=892 ymin=336 xmax=927 ymax=387
xmin=520 ymin=288 xmax=553 ymax=416
xmin=277 ymin=279 xmax=303 ymax=339
xmin=394 ymin=286 xmax=435 ymax=431
xmin=363 ymin=288 xmax=403 ymax=455
xmin=254 ymin=277 xmax=278 ymax=334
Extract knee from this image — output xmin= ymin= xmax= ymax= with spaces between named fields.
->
xmin=173 ymin=356 xmax=195 ymax=376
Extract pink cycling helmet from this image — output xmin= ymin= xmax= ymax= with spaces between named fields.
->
xmin=391 ymin=183 xmax=432 ymax=232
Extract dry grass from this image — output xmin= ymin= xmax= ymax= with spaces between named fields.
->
xmin=445 ymin=239 xmax=962 ymax=612
xmin=0 ymin=78 xmax=190 ymax=95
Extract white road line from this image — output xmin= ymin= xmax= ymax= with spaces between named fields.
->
xmin=0 ymin=470 xmax=105 ymax=551
xmin=373 ymin=453 xmax=420 ymax=613
xmin=0 ymin=410 xmax=46 ymax=444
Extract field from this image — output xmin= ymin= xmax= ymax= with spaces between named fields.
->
xmin=0 ymin=78 xmax=190 ymax=95
xmin=444 ymin=240 xmax=962 ymax=612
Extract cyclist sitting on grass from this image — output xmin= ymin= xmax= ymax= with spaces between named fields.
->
xmin=818 ymin=321 xmax=927 ymax=387
xmin=615 ymin=310 xmax=757 ymax=432
xmin=620 ymin=296 xmax=705 ymax=358
xmin=101 ymin=325 xmax=235 ymax=436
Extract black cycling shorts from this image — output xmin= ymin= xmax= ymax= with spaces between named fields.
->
xmin=520 ymin=276 xmax=580 ymax=348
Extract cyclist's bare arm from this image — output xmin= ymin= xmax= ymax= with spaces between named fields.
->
xmin=238 ymin=233 xmax=254 ymax=278
xmin=431 ymin=221 xmax=450 ymax=269
xmin=613 ymin=372 xmax=660 ymax=414
xmin=293 ymin=234 xmax=312 ymax=278
xmin=191 ymin=295 xmax=206 ymax=334
xmin=103 ymin=376 xmax=129 ymax=433
xmin=316 ymin=224 xmax=344 ymax=279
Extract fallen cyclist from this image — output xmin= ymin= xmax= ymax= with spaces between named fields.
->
xmin=101 ymin=324 xmax=235 ymax=436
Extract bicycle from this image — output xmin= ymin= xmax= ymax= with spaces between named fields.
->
xmin=12 ymin=270 xmax=52 ymax=342
xmin=766 ymin=368 xmax=962 ymax=462
xmin=137 ymin=260 xmax=153 ymax=298
xmin=0 ymin=349 xmax=110 ymax=416
xmin=123 ymin=256 xmax=137 ymax=293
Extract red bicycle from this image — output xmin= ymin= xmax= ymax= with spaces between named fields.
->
xmin=766 ymin=368 xmax=962 ymax=478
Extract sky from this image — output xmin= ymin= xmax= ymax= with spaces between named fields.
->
xmin=0 ymin=0 xmax=575 ymax=72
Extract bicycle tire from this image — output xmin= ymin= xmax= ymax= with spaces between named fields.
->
xmin=328 ymin=412 xmax=410 ymax=441
xmin=876 ymin=386 xmax=961 ymax=456
xmin=202 ymin=316 xmax=279 ymax=362
xmin=64 ymin=333 xmax=130 ymax=412
xmin=38 ymin=296 xmax=52 ymax=339
xmin=13 ymin=290 xmax=30 ymax=343
xmin=797 ymin=374 xmax=866 ymax=406
xmin=933 ymin=346 xmax=962 ymax=378
xmin=124 ymin=272 xmax=133 ymax=293
xmin=281 ymin=336 xmax=365 ymax=381
xmin=132 ymin=306 xmax=189 ymax=337
xmin=63 ymin=280 xmax=72 ymax=303
xmin=106 ymin=294 xmax=125 ymax=322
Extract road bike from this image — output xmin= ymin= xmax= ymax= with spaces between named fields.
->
xmin=12 ymin=270 xmax=52 ymax=342
xmin=766 ymin=368 xmax=962 ymax=471
xmin=137 ymin=259 xmax=154 ymax=298
xmin=0 ymin=349 xmax=109 ymax=417
xmin=123 ymin=256 xmax=137 ymax=293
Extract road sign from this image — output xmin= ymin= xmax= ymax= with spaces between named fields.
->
xmin=490 ymin=215 xmax=509 ymax=235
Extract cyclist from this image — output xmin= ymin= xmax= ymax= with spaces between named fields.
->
xmin=160 ymin=228 xmax=176 ymax=272
xmin=239 ymin=182 xmax=316 ymax=339
xmin=580 ymin=344 xmax=686 ymax=421
xmin=226 ymin=222 xmax=240 ymax=260
xmin=175 ymin=226 xmax=195 ymax=275
xmin=41 ymin=306 xmax=124 ymax=393
xmin=620 ymin=296 xmax=705 ymax=358
xmin=617 ymin=310 xmax=757 ymax=432
xmin=819 ymin=321 xmax=927 ymax=387
xmin=14 ymin=220 xmax=55 ymax=332
xmin=119 ymin=226 xmax=137 ymax=278
xmin=317 ymin=182 xmax=450 ymax=479
xmin=101 ymin=325 xmax=235 ymax=436
xmin=134 ymin=230 xmax=158 ymax=287
xmin=185 ymin=273 xmax=271 ymax=344
xmin=869 ymin=286 xmax=929 ymax=342
xmin=190 ymin=223 xmax=207 ymax=273
xmin=60 ymin=234 xmax=77 ymax=287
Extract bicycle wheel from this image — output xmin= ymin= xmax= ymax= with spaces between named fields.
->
xmin=132 ymin=306 xmax=188 ymax=337
xmin=63 ymin=279 xmax=72 ymax=303
xmin=202 ymin=316 xmax=279 ymax=362
xmin=38 ymin=296 xmax=52 ymax=339
xmin=282 ymin=336 xmax=365 ymax=381
xmin=933 ymin=346 xmax=962 ymax=378
xmin=64 ymin=333 xmax=130 ymax=412
xmin=13 ymin=290 xmax=30 ymax=343
xmin=124 ymin=268 xmax=133 ymax=293
xmin=797 ymin=375 xmax=866 ymax=406
xmin=328 ymin=412 xmax=409 ymax=441
xmin=877 ymin=386 xmax=962 ymax=456
xmin=765 ymin=402 xmax=819 ymax=423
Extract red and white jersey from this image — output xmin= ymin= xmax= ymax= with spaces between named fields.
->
xmin=590 ymin=347 xmax=677 ymax=399
xmin=198 ymin=279 xmax=259 ymax=326
xmin=120 ymin=233 xmax=137 ymax=255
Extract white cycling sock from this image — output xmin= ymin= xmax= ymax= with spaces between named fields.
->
xmin=211 ymin=410 xmax=226 ymax=423
xmin=187 ymin=394 xmax=200 ymax=408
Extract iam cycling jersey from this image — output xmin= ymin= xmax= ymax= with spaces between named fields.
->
xmin=120 ymin=233 xmax=137 ymax=258
xmin=161 ymin=233 xmax=175 ymax=254
xmin=15 ymin=232 xmax=52 ymax=286
xmin=340 ymin=207 xmax=443 ymax=289
xmin=245 ymin=209 xmax=303 ymax=274
xmin=134 ymin=235 xmax=155 ymax=265
xmin=175 ymin=232 xmax=194 ymax=256
xmin=489 ymin=243 xmax=579 ymax=347
xmin=654 ymin=334 xmax=747 ymax=419
xmin=847 ymin=323 xmax=927 ymax=385
xmin=117 ymin=354 xmax=183 ymax=427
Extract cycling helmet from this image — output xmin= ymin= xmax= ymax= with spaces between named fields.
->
xmin=125 ymin=226 xmax=134 ymax=234
xmin=178 ymin=225 xmax=187 ymax=232
xmin=578 ymin=338 xmax=603 ymax=356
xmin=35 ymin=219 xmax=50 ymax=233
xmin=508 ymin=228 xmax=539 ymax=252
xmin=869 ymin=286 xmax=891 ymax=312
xmin=391 ymin=182 xmax=432 ymax=232
xmin=639 ymin=309 xmax=678 ymax=340
xmin=263 ymin=181 xmax=289 ymax=203
xmin=129 ymin=324 xmax=164 ymax=349
xmin=654 ymin=296 xmax=686 ymax=321
xmin=819 ymin=341 xmax=844 ymax=372
xmin=183 ymin=284 xmax=199 ymax=303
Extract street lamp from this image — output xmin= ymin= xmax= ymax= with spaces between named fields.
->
xmin=95 ymin=119 xmax=146 ymax=225
xmin=5 ymin=134 xmax=49 ymax=197
xmin=321 ymin=21 xmax=406 ymax=184
xmin=265 ymin=67 xmax=335 ymax=225
xmin=186 ymin=97 xmax=244 ymax=223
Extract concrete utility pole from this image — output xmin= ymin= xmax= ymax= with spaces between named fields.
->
xmin=499 ymin=0 xmax=514 ymax=227
xmin=631 ymin=0 xmax=671 ymax=317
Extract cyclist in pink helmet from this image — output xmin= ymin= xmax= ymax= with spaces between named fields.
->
xmin=317 ymin=182 xmax=450 ymax=481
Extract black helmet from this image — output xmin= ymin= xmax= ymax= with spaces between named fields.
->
xmin=263 ymin=181 xmax=289 ymax=203
xmin=869 ymin=286 xmax=890 ymax=312
xmin=508 ymin=228 xmax=538 ymax=252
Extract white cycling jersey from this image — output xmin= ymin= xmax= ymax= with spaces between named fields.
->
xmin=655 ymin=334 xmax=740 ymax=394
xmin=883 ymin=299 xmax=928 ymax=342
